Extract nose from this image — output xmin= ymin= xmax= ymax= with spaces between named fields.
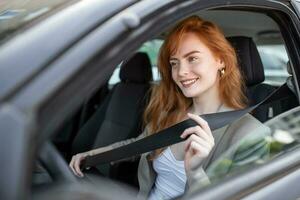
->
xmin=178 ymin=62 xmax=189 ymax=77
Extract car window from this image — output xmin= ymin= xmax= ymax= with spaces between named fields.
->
xmin=197 ymin=107 xmax=300 ymax=189
xmin=92 ymin=10 xmax=300 ymax=194
xmin=109 ymin=41 xmax=291 ymax=87
xmin=257 ymin=44 xmax=289 ymax=86
xmin=108 ymin=39 xmax=163 ymax=85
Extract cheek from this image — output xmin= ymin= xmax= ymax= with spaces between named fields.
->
xmin=193 ymin=64 xmax=208 ymax=75
xmin=200 ymin=62 xmax=219 ymax=75
xmin=206 ymin=69 xmax=219 ymax=82
xmin=171 ymin=69 xmax=177 ymax=81
xmin=208 ymin=67 xmax=219 ymax=75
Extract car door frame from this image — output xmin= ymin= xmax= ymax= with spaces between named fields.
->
xmin=1 ymin=0 xmax=300 ymax=200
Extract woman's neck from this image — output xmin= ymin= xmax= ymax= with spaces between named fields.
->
xmin=190 ymin=92 xmax=223 ymax=115
xmin=190 ymin=100 xmax=223 ymax=115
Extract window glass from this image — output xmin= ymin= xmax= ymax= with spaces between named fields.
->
xmin=200 ymin=108 xmax=300 ymax=189
xmin=138 ymin=39 xmax=163 ymax=67
xmin=257 ymin=44 xmax=290 ymax=86
xmin=108 ymin=39 xmax=163 ymax=85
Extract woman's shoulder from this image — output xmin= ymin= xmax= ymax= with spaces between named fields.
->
xmin=228 ymin=113 xmax=270 ymax=145
xmin=232 ymin=113 xmax=262 ymax=128
xmin=220 ymin=104 xmax=264 ymax=130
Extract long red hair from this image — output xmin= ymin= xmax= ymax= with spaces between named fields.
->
xmin=143 ymin=16 xmax=248 ymax=158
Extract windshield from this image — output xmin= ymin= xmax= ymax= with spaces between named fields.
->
xmin=0 ymin=0 xmax=77 ymax=44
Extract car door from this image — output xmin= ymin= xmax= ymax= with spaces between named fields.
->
xmin=184 ymin=106 xmax=300 ymax=200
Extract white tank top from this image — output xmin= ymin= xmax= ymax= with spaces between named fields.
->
xmin=148 ymin=147 xmax=187 ymax=200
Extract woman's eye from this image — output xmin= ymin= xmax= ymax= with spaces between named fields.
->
xmin=188 ymin=56 xmax=199 ymax=63
xmin=170 ymin=61 xmax=179 ymax=68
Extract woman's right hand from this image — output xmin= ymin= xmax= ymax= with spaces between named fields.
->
xmin=69 ymin=152 xmax=90 ymax=177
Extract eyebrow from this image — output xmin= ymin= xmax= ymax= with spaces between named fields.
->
xmin=170 ymin=50 xmax=201 ymax=61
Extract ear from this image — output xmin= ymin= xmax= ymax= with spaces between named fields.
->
xmin=217 ymin=59 xmax=225 ymax=69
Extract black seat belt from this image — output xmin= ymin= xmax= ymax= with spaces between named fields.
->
xmin=82 ymin=84 xmax=291 ymax=168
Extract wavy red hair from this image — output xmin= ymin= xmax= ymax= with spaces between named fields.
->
xmin=143 ymin=16 xmax=248 ymax=158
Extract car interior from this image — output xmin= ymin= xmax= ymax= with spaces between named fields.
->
xmin=33 ymin=8 xmax=300 ymax=195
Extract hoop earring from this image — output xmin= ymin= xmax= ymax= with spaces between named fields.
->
xmin=219 ymin=68 xmax=225 ymax=77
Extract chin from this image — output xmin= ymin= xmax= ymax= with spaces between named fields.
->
xmin=182 ymin=90 xmax=202 ymax=98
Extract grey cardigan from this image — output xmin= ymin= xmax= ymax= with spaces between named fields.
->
xmin=107 ymin=107 xmax=267 ymax=199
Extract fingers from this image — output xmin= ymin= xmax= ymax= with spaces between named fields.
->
xmin=69 ymin=154 xmax=86 ymax=177
xmin=184 ymin=134 xmax=211 ymax=152
xmin=69 ymin=157 xmax=77 ymax=175
xmin=74 ymin=156 xmax=84 ymax=177
xmin=181 ymin=126 xmax=212 ymax=144
xmin=187 ymin=113 xmax=213 ymax=138
xmin=181 ymin=113 xmax=214 ymax=143
xmin=181 ymin=113 xmax=215 ymax=160
xmin=188 ymin=140 xmax=210 ymax=158
xmin=185 ymin=141 xmax=209 ymax=170
xmin=185 ymin=135 xmax=213 ymax=157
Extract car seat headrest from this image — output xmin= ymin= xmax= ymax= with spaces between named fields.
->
xmin=227 ymin=36 xmax=265 ymax=86
xmin=119 ymin=52 xmax=153 ymax=83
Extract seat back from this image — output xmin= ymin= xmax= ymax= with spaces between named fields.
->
xmin=92 ymin=52 xmax=153 ymax=148
xmin=227 ymin=36 xmax=281 ymax=122
xmin=72 ymin=52 xmax=153 ymax=186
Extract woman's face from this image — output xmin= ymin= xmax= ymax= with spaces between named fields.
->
xmin=170 ymin=32 xmax=224 ymax=99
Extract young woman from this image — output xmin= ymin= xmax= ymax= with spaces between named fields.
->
xmin=70 ymin=16 xmax=263 ymax=199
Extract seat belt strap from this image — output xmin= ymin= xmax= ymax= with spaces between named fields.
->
xmin=82 ymin=84 xmax=291 ymax=168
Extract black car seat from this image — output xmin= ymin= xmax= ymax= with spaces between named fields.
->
xmin=227 ymin=36 xmax=281 ymax=122
xmin=71 ymin=86 xmax=112 ymax=155
xmin=92 ymin=51 xmax=152 ymax=149
xmin=71 ymin=52 xmax=153 ymax=186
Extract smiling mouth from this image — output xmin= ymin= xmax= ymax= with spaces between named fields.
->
xmin=180 ymin=78 xmax=199 ymax=88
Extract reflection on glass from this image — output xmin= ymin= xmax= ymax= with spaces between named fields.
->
xmin=200 ymin=107 xmax=300 ymax=188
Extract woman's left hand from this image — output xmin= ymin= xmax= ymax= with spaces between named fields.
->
xmin=181 ymin=113 xmax=215 ymax=172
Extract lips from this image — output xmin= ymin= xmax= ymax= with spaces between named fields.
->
xmin=180 ymin=78 xmax=199 ymax=88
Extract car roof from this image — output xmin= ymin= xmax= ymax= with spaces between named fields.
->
xmin=0 ymin=0 xmax=78 ymax=44
xmin=0 ymin=0 xmax=136 ymax=102
xmin=158 ymin=10 xmax=283 ymax=45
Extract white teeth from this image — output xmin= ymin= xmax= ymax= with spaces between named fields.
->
xmin=182 ymin=78 xmax=197 ymax=85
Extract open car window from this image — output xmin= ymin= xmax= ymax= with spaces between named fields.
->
xmin=61 ymin=5 xmax=300 ymax=189
xmin=108 ymin=39 xmax=163 ymax=85
xmin=98 ymin=7 xmax=300 ymax=199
